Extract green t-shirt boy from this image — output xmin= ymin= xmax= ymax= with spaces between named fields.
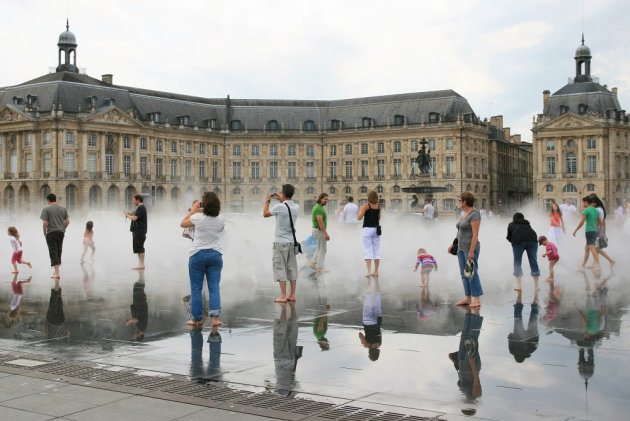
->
xmin=312 ymin=204 xmax=327 ymax=229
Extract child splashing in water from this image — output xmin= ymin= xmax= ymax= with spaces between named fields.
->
xmin=80 ymin=221 xmax=95 ymax=263
xmin=414 ymin=248 xmax=438 ymax=287
xmin=8 ymin=227 xmax=32 ymax=273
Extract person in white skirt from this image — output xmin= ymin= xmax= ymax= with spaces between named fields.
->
xmin=547 ymin=200 xmax=565 ymax=247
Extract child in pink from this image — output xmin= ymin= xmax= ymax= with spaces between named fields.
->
xmin=413 ymin=248 xmax=438 ymax=287
xmin=8 ymin=226 xmax=32 ymax=273
xmin=539 ymin=235 xmax=559 ymax=282
xmin=80 ymin=221 xmax=95 ymax=263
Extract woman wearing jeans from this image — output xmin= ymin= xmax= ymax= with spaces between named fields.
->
xmin=448 ymin=191 xmax=483 ymax=307
xmin=506 ymin=212 xmax=540 ymax=292
xmin=181 ymin=192 xmax=224 ymax=327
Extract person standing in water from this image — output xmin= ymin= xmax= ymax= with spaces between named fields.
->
xmin=8 ymin=226 xmax=32 ymax=273
xmin=41 ymin=193 xmax=69 ymax=278
xmin=125 ymin=194 xmax=147 ymax=270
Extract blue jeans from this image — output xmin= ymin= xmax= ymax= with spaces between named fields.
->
xmin=457 ymin=248 xmax=483 ymax=297
xmin=512 ymin=241 xmax=540 ymax=278
xmin=188 ymin=249 xmax=223 ymax=321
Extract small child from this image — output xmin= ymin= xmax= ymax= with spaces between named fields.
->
xmin=8 ymin=227 xmax=31 ymax=273
xmin=539 ymin=235 xmax=559 ymax=282
xmin=414 ymin=248 xmax=438 ymax=287
xmin=80 ymin=221 xmax=95 ymax=263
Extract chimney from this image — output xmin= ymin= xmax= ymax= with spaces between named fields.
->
xmin=511 ymin=134 xmax=521 ymax=144
xmin=505 ymin=127 xmax=511 ymax=140
xmin=490 ymin=115 xmax=503 ymax=128
xmin=612 ymin=87 xmax=618 ymax=96
xmin=102 ymin=74 xmax=113 ymax=84
xmin=543 ymin=90 xmax=550 ymax=109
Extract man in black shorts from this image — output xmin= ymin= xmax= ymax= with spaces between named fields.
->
xmin=125 ymin=194 xmax=147 ymax=270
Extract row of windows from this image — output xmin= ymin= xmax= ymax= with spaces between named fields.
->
xmin=545 ymin=138 xmax=597 ymax=151
xmin=545 ymin=154 xmax=598 ymax=174
xmin=228 ymin=114 xmax=429 ymax=132
xmin=545 ymin=183 xmax=597 ymax=193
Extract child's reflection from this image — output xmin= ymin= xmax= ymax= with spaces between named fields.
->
xmin=6 ymin=273 xmax=31 ymax=328
xmin=359 ymin=276 xmax=382 ymax=361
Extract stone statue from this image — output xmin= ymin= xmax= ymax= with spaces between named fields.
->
xmin=415 ymin=138 xmax=431 ymax=174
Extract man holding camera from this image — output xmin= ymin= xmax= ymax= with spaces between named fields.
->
xmin=263 ymin=184 xmax=299 ymax=303
xmin=124 ymin=194 xmax=147 ymax=270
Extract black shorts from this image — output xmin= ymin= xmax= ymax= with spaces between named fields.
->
xmin=585 ymin=231 xmax=597 ymax=246
xmin=133 ymin=232 xmax=146 ymax=254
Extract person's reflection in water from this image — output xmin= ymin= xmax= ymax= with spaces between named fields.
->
xmin=359 ymin=276 xmax=382 ymax=361
xmin=190 ymin=325 xmax=222 ymax=382
xmin=273 ymin=301 xmax=302 ymax=396
xmin=125 ymin=270 xmax=148 ymax=341
xmin=448 ymin=307 xmax=483 ymax=405
xmin=313 ymin=304 xmax=330 ymax=351
xmin=415 ymin=284 xmax=438 ymax=321
xmin=542 ymin=278 xmax=564 ymax=328
xmin=5 ymin=273 xmax=31 ymax=328
xmin=80 ymin=262 xmax=95 ymax=301
xmin=508 ymin=289 xmax=539 ymax=363
xmin=43 ymin=278 xmax=70 ymax=340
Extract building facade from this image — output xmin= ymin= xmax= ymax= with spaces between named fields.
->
xmin=532 ymin=37 xmax=630 ymax=210
xmin=0 ymin=25 xmax=529 ymax=215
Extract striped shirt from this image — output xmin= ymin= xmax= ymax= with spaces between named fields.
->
xmin=415 ymin=253 xmax=437 ymax=270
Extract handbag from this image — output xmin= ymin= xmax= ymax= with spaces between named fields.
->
xmin=449 ymin=238 xmax=458 ymax=255
xmin=597 ymin=235 xmax=608 ymax=249
xmin=285 ymin=203 xmax=302 ymax=255
xmin=376 ymin=206 xmax=382 ymax=235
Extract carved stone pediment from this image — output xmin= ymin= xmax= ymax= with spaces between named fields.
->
xmin=0 ymin=106 xmax=32 ymax=123
xmin=539 ymin=113 xmax=600 ymax=130
xmin=86 ymin=107 xmax=141 ymax=127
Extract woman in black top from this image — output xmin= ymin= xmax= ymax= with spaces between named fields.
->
xmin=357 ymin=191 xmax=381 ymax=276
xmin=506 ymin=212 xmax=540 ymax=291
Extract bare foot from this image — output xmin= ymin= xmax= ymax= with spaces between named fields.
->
xmin=287 ymin=296 xmax=297 ymax=302
xmin=469 ymin=301 xmax=481 ymax=308
xmin=610 ymin=260 xmax=616 ymax=267
xmin=11 ymin=270 xmax=18 ymax=274
xmin=186 ymin=320 xmax=202 ymax=327
xmin=211 ymin=319 xmax=223 ymax=326
xmin=51 ymin=273 xmax=60 ymax=278
xmin=132 ymin=266 xmax=145 ymax=270
xmin=513 ymin=287 xmax=521 ymax=291
xmin=274 ymin=296 xmax=288 ymax=303
xmin=456 ymin=299 xmax=471 ymax=306
xmin=27 ymin=262 xmax=32 ymax=268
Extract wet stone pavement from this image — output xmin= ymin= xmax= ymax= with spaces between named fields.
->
xmin=1 ymin=217 xmax=629 ymax=420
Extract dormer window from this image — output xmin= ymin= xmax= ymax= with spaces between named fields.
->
xmin=87 ymin=96 xmax=97 ymax=106
xmin=230 ymin=120 xmax=242 ymax=131
xmin=105 ymin=98 xmax=115 ymax=106
xmin=153 ymin=112 xmax=161 ymax=123
xmin=559 ymin=105 xmax=569 ymax=115
xmin=206 ymin=118 xmax=217 ymax=129
xmin=578 ymin=104 xmax=588 ymax=115
xmin=394 ymin=114 xmax=405 ymax=126
xmin=428 ymin=112 xmax=439 ymax=123
xmin=26 ymin=95 xmax=38 ymax=106
xmin=331 ymin=119 xmax=341 ymax=130
xmin=304 ymin=120 xmax=315 ymax=131
xmin=267 ymin=120 xmax=279 ymax=131
xmin=361 ymin=117 xmax=372 ymax=128
xmin=12 ymin=96 xmax=23 ymax=105
xmin=178 ymin=115 xmax=190 ymax=126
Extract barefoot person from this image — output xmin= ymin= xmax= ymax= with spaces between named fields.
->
xmin=573 ymin=196 xmax=601 ymax=270
xmin=506 ymin=213 xmax=540 ymax=292
xmin=449 ymin=191 xmax=483 ymax=307
xmin=538 ymin=236 xmax=559 ymax=282
xmin=263 ymin=184 xmax=299 ymax=303
xmin=358 ymin=190 xmax=382 ymax=276
xmin=181 ymin=192 xmax=224 ymax=327
xmin=125 ymin=194 xmax=147 ymax=270
xmin=41 ymin=193 xmax=69 ymax=278
xmin=310 ymin=193 xmax=329 ymax=271
xmin=8 ymin=227 xmax=32 ymax=273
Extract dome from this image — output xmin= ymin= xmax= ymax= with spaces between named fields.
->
xmin=575 ymin=43 xmax=591 ymax=58
xmin=58 ymin=21 xmax=77 ymax=46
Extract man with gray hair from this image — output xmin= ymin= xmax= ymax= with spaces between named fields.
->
xmin=264 ymin=184 xmax=299 ymax=303
xmin=41 ymin=193 xmax=70 ymax=278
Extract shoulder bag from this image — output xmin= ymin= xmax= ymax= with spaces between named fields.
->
xmin=376 ymin=206 xmax=382 ymax=235
xmin=285 ymin=203 xmax=302 ymax=255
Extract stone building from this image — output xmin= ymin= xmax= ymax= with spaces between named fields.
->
xmin=0 ymin=24 xmax=526 ymax=215
xmin=532 ymin=36 xmax=629 ymax=210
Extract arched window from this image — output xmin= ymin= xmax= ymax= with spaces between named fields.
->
xmin=546 ymin=184 xmax=553 ymax=192
xmin=304 ymin=120 xmax=315 ymax=131
xmin=394 ymin=114 xmax=405 ymax=126
xmin=233 ymin=188 xmax=241 ymax=195
xmin=125 ymin=186 xmax=135 ymax=209
xmin=213 ymin=188 xmax=221 ymax=195
xmin=329 ymin=187 xmax=336 ymax=194
xmin=41 ymin=185 xmax=51 ymax=204
xmin=559 ymin=105 xmax=569 ymax=114
xmin=428 ymin=112 xmax=439 ymax=123
xmin=482 ymin=186 xmax=488 ymax=193
xmin=155 ymin=187 xmax=165 ymax=209
xmin=331 ymin=119 xmax=341 ymax=130
xmin=616 ymin=185 xmax=622 ymax=192
xmin=4 ymin=186 xmax=15 ymax=212
xmin=267 ymin=120 xmax=279 ymax=131
xmin=105 ymin=149 xmax=115 ymax=175
xmin=170 ymin=187 xmax=180 ymax=208
xmin=474 ymin=185 xmax=480 ymax=193
xmin=361 ymin=117 xmax=372 ymax=128
xmin=89 ymin=185 xmax=100 ymax=209
xmin=108 ymin=185 xmax=119 ymax=209
xmin=377 ymin=185 xmax=383 ymax=193
xmin=230 ymin=120 xmax=242 ymax=131
xmin=586 ymin=183 xmax=596 ymax=192
xmin=565 ymin=152 xmax=577 ymax=174
xmin=393 ymin=185 xmax=400 ymax=193
xmin=445 ymin=184 xmax=454 ymax=192
xmin=65 ymin=185 xmax=77 ymax=211
xmin=306 ymin=187 xmax=315 ymax=194
xmin=10 ymin=150 xmax=17 ymax=174
xmin=344 ymin=186 xmax=352 ymax=194
xmin=466 ymin=184 xmax=472 ymax=191
xmin=563 ymin=184 xmax=578 ymax=193
xmin=360 ymin=186 xmax=368 ymax=194
xmin=252 ymin=187 xmax=260 ymax=195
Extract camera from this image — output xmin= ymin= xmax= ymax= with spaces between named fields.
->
xmin=271 ymin=193 xmax=276 ymax=198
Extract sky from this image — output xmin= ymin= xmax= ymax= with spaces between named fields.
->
xmin=1 ymin=0 xmax=629 ymax=142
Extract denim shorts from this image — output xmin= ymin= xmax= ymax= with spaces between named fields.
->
xmin=585 ymin=231 xmax=597 ymax=246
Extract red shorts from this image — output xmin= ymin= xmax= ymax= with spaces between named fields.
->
xmin=11 ymin=250 xmax=23 ymax=264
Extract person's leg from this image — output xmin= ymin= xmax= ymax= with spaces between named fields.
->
xmin=11 ymin=254 xmax=18 ymax=273
xmin=512 ymin=244 xmax=524 ymax=291
xmin=581 ymin=244 xmax=589 ymax=268
xmin=456 ymin=250 xmax=471 ymax=305
xmin=205 ymin=250 xmax=223 ymax=325
xmin=81 ymin=244 xmax=87 ymax=262
xmin=310 ymin=229 xmax=324 ymax=269
xmin=525 ymin=241 xmax=541 ymax=290
xmin=288 ymin=280 xmax=297 ymax=300
xmin=362 ymin=228 xmax=373 ymax=275
xmin=187 ymin=252 xmax=205 ymax=323
xmin=90 ymin=243 xmax=96 ymax=259
xmin=596 ymin=249 xmax=615 ymax=266
xmin=470 ymin=248 xmax=483 ymax=306
xmin=548 ymin=260 xmax=557 ymax=281
xmin=56 ymin=232 xmax=64 ymax=274
xmin=317 ymin=230 xmax=327 ymax=269
xmin=277 ymin=281 xmax=288 ymax=302
xmin=588 ymin=244 xmax=600 ymax=267
xmin=372 ymin=234 xmax=381 ymax=275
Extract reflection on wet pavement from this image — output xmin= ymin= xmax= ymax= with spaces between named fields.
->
xmin=1 ymin=256 xmax=629 ymax=420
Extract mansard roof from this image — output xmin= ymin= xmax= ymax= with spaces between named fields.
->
xmin=0 ymin=71 xmax=477 ymax=130
xmin=543 ymin=81 xmax=621 ymax=119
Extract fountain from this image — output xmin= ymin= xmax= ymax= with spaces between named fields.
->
xmin=402 ymin=138 xmax=447 ymax=209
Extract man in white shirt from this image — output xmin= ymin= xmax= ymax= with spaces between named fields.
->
xmin=423 ymin=200 xmax=435 ymax=219
xmin=343 ymin=196 xmax=359 ymax=225
xmin=264 ymin=184 xmax=299 ymax=303
xmin=559 ymin=198 xmax=577 ymax=222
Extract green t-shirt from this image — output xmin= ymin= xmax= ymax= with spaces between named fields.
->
xmin=312 ymin=204 xmax=327 ymax=229
xmin=583 ymin=207 xmax=599 ymax=232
